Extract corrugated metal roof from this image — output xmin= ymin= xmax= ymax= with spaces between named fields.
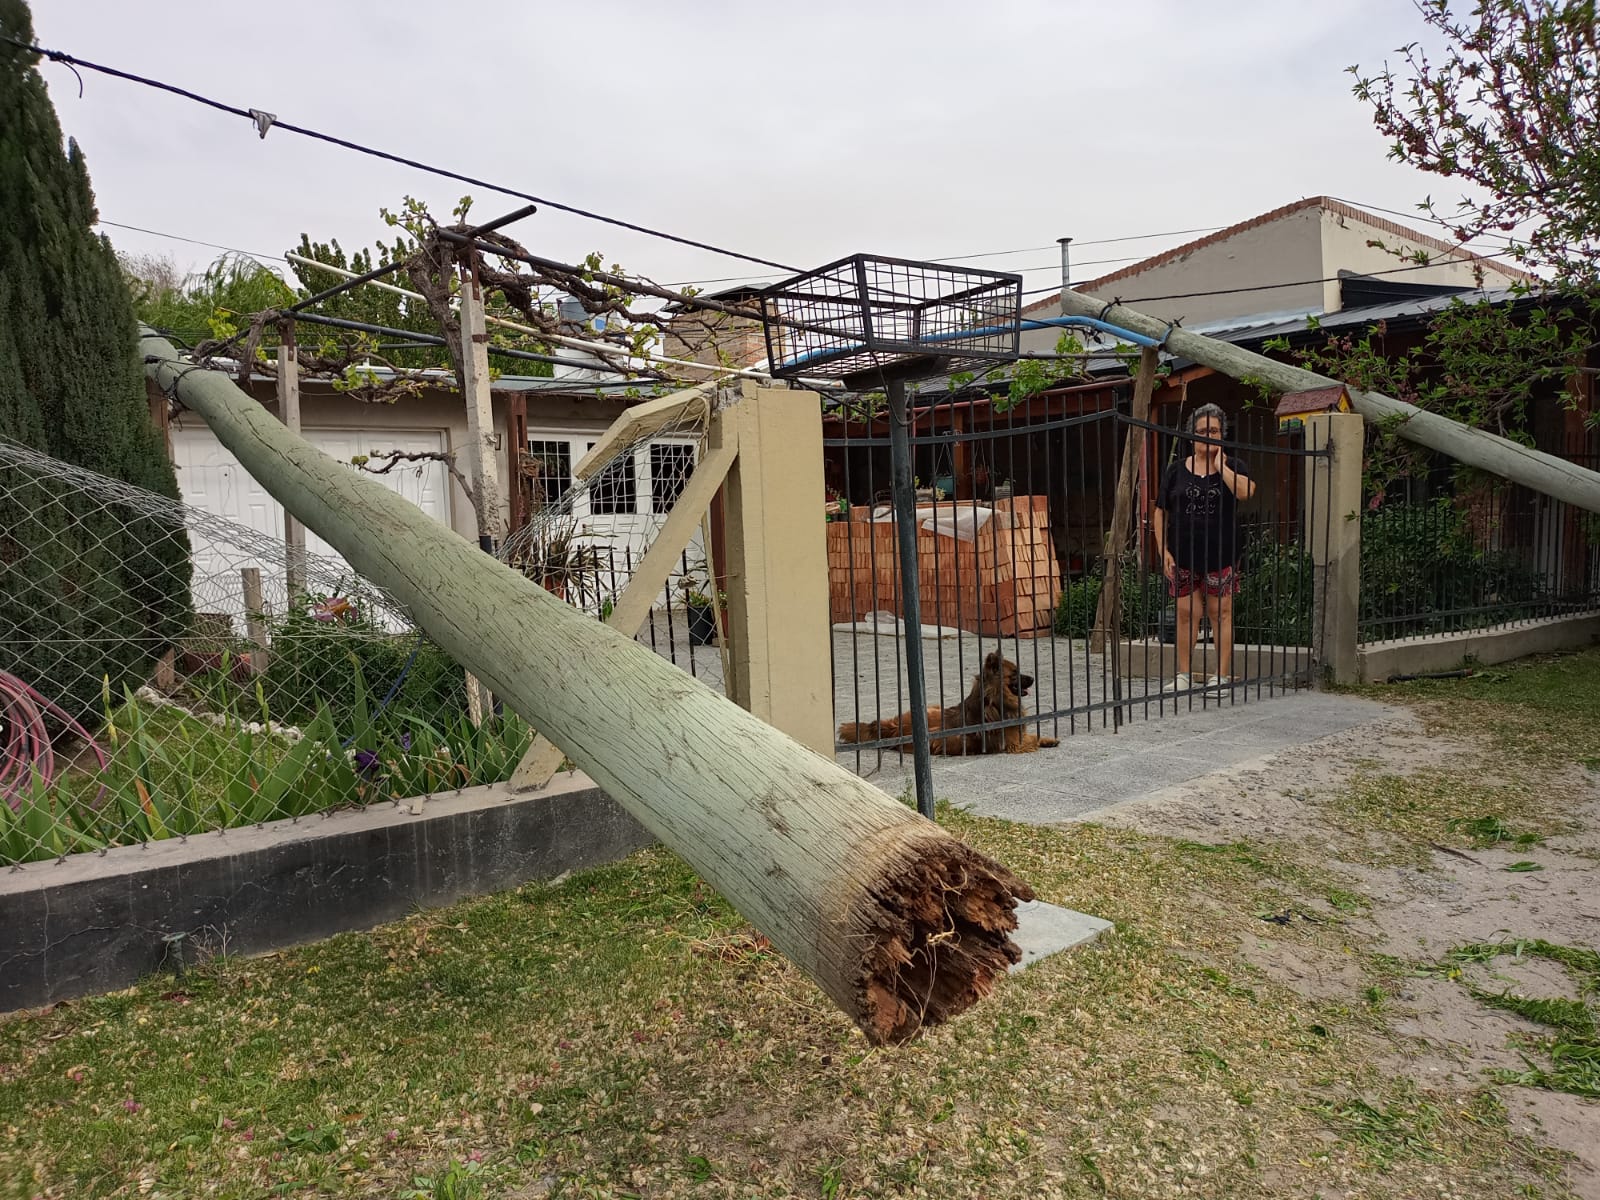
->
xmin=1200 ymin=286 xmax=1521 ymax=346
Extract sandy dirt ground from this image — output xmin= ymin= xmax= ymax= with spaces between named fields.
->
xmin=1075 ymin=703 xmax=1600 ymax=1199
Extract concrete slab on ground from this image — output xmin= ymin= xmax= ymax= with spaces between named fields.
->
xmin=1009 ymin=899 xmax=1113 ymax=972
xmin=842 ymin=690 xmax=1392 ymax=825
xmin=637 ymin=618 xmax=1374 ymax=826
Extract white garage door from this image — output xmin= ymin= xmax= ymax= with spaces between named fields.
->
xmin=170 ymin=423 xmax=452 ymax=625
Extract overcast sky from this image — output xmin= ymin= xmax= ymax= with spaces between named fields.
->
xmin=33 ymin=0 xmax=1471 ymax=299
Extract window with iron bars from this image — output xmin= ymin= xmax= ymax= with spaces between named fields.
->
xmin=525 ymin=439 xmax=573 ymax=508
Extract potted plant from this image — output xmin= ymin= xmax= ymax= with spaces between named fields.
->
xmin=677 ymin=562 xmax=726 ymax=646
xmin=684 ymin=587 xmax=719 ymax=646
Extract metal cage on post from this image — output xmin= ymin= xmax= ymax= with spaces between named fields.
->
xmin=757 ymin=254 xmax=1022 ymax=824
xmin=758 ymin=254 xmax=1022 ymax=386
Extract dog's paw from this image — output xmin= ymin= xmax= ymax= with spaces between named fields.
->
xmin=1040 ymin=737 xmax=1060 ymax=748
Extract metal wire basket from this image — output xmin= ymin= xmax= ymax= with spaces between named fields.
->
xmin=759 ymin=254 xmax=1021 ymax=386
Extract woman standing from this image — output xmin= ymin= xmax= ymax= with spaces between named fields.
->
xmin=1151 ymin=404 xmax=1256 ymax=691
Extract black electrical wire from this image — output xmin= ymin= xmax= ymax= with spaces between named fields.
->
xmin=285 ymin=310 xmax=638 ymax=376
xmin=6 ymin=34 xmax=798 ymax=273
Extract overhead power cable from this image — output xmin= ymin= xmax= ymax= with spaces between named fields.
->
xmin=97 ymin=219 xmax=290 ymax=266
xmin=7 ymin=34 xmax=797 ymax=272
xmin=666 ymin=226 xmax=1232 ymax=288
xmin=102 ymin=215 xmax=1148 ymax=294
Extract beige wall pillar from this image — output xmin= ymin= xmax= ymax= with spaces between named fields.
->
xmin=718 ymin=383 xmax=834 ymax=757
xmin=1305 ymin=412 xmax=1363 ymax=684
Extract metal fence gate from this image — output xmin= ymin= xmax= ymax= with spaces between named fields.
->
xmin=823 ymin=395 xmax=1332 ymax=772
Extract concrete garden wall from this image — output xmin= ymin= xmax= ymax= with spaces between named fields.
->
xmin=0 ymin=772 xmax=652 ymax=1012
xmin=1358 ymin=612 xmax=1600 ymax=682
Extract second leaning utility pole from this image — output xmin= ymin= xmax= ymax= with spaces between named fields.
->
xmin=1056 ymin=289 xmax=1600 ymax=514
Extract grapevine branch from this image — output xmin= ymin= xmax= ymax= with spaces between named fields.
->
xmin=353 ymin=448 xmax=473 ymax=507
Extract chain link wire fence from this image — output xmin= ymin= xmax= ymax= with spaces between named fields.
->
xmin=0 ymin=399 xmax=725 ymax=868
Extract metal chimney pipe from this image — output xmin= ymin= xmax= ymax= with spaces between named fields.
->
xmin=1057 ymin=237 xmax=1073 ymax=315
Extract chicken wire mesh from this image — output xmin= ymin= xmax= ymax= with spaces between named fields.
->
xmin=496 ymin=386 xmax=730 ymax=676
xmin=0 ymin=396 xmax=727 ymax=868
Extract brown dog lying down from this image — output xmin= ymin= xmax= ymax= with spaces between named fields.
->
xmin=837 ymin=651 xmax=1060 ymax=755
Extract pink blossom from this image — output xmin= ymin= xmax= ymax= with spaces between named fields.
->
xmin=122 ymin=1099 xmax=142 ymax=1113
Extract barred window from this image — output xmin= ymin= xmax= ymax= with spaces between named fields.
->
xmin=651 ymin=443 xmax=696 ymax=514
xmin=525 ymin=439 xmax=572 ymax=508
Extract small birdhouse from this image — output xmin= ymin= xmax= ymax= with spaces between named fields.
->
xmin=1275 ymin=385 xmax=1351 ymax=433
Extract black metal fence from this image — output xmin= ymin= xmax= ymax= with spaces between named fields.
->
xmin=1358 ymin=436 xmax=1600 ymax=644
xmin=823 ymin=396 xmax=1331 ymax=767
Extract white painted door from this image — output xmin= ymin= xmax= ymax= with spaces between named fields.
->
xmin=170 ymin=423 xmax=452 ymax=627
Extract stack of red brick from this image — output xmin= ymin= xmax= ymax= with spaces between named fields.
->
xmin=826 ymin=496 xmax=1061 ymax=636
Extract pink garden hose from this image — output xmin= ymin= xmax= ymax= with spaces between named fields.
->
xmin=0 ymin=669 xmax=108 ymax=808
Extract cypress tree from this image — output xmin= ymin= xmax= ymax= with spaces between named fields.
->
xmin=0 ymin=0 xmax=191 ymax=723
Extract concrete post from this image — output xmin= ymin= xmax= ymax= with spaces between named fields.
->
xmin=1305 ymin=413 xmax=1363 ymax=684
xmin=276 ymin=336 xmax=307 ymax=600
xmin=720 ymin=383 xmax=834 ymax=757
xmin=458 ymin=262 xmax=503 ymax=549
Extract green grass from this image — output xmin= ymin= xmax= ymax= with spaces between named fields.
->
xmin=3 ymin=650 xmax=1596 ymax=1196
xmin=1410 ymin=652 xmax=1600 ymax=717
xmin=1308 ymin=1093 xmax=1444 ymax=1169
xmin=1364 ymin=647 xmax=1600 ymax=768
xmin=1428 ymin=939 xmax=1600 ymax=1100
xmin=1446 ymin=815 xmax=1545 ymax=849
xmin=0 ymin=821 xmax=1565 ymax=1199
xmin=1 ymin=686 xmax=533 ymax=867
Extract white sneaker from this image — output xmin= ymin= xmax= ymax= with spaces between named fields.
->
xmin=1164 ymin=672 xmax=1192 ymax=693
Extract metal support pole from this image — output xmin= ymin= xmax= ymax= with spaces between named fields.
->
xmin=886 ymin=379 xmax=935 ymax=819
xmin=1057 ymin=237 xmax=1073 ymax=312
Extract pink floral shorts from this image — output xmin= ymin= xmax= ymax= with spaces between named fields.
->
xmin=1169 ymin=564 xmax=1239 ymax=598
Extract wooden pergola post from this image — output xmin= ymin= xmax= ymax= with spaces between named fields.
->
xmin=458 ymin=267 xmax=500 ymax=725
xmin=1091 ymin=347 xmax=1160 ymax=654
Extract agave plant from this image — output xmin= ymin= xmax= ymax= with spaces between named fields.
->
xmin=504 ymin=513 xmax=612 ymax=610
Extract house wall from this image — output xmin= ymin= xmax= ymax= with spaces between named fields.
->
xmin=1068 ymin=206 xmax=1326 ymax=339
xmin=1023 ymin=201 xmax=1536 ymax=356
xmin=171 ymin=378 xmax=713 ymax=627
xmin=1317 ymin=209 xmax=1511 ymax=313
xmin=226 ymin=381 xmax=627 ymax=540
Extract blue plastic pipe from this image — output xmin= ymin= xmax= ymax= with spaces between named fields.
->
xmin=1020 ymin=315 xmax=1162 ymax=348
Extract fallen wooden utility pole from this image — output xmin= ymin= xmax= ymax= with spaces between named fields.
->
xmin=142 ymin=329 xmax=1032 ymax=1045
xmin=1056 ymin=291 xmax=1600 ymax=515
